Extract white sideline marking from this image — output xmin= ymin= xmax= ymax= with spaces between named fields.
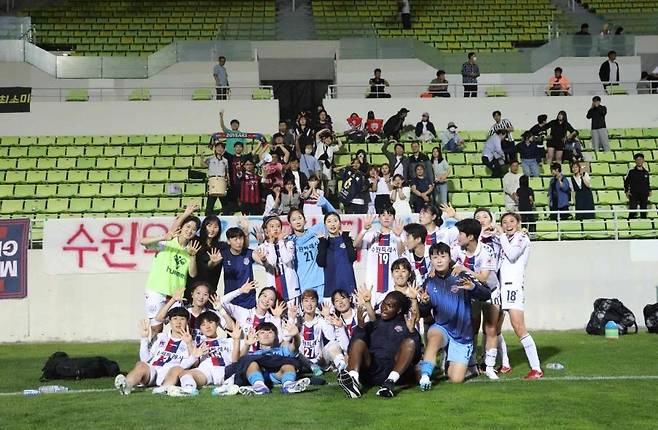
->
xmin=2 ymin=375 xmax=658 ymax=397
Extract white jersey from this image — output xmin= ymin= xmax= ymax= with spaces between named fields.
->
xmin=451 ymin=242 xmax=499 ymax=292
xmin=479 ymin=232 xmax=501 ymax=270
xmin=298 ymin=315 xmax=336 ymax=363
xmin=403 ymin=250 xmax=432 ymax=287
xmin=222 ymin=290 xmax=283 ymax=351
xmin=363 ymin=230 xmax=402 ymax=294
xmin=194 ymin=334 xmax=235 ymax=368
xmin=259 ymin=240 xmax=301 ymax=302
xmin=333 ymin=312 xmax=356 ymax=352
xmin=143 ymin=333 xmax=193 ymax=368
xmin=425 ymin=225 xmax=459 ymax=251
xmin=498 ymin=232 xmax=530 ymax=286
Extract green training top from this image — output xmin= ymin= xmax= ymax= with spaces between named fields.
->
xmin=145 ymin=238 xmax=190 ymax=296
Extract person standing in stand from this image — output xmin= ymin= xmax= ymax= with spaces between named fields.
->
xmin=213 ymin=56 xmax=229 ymax=100
xmin=586 ymin=96 xmax=609 ymax=152
xmin=461 ymin=52 xmax=480 ymax=97
xmin=624 ymin=153 xmax=652 ymax=219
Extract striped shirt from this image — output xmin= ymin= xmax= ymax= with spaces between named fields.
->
xmin=488 ymin=119 xmax=514 ymax=139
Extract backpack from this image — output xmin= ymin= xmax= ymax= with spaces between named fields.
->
xmin=586 ymin=298 xmax=638 ymax=335
xmin=40 ymin=352 xmax=121 ymax=381
xmin=643 ymin=303 xmax=658 ymax=333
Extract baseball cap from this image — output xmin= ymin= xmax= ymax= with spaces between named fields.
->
xmin=447 ymin=121 xmax=457 ymax=129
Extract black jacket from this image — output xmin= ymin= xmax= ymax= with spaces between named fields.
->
xmin=599 ymin=60 xmax=620 ymax=83
xmin=415 ymin=121 xmax=437 ymax=138
xmin=383 ymin=114 xmax=404 ymax=138
xmin=586 ymin=105 xmax=607 ymax=130
xmin=624 ymin=167 xmax=651 ymax=196
xmin=316 ymin=232 xmax=357 ymax=267
xmin=283 ymin=170 xmax=308 ymax=193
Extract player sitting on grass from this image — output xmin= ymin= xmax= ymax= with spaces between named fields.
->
xmin=402 ymin=223 xmax=431 ymax=288
xmin=229 ymin=321 xmax=310 ymax=395
xmin=337 ymin=291 xmax=419 ymax=399
xmin=326 ymin=289 xmax=358 ymax=356
xmin=155 ymin=311 xmax=243 ymax=396
xmin=417 ymin=242 xmax=491 ymax=389
xmin=114 ymin=307 xmax=195 ymax=395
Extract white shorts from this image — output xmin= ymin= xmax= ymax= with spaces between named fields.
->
xmin=145 ymin=290 xmax=167 ymax=326
xmin=197 ymin=361 xmax=226 ymax=386
xmin=490 ymin=286 xmax=502 ymax=307
xmin=501 ymin=280 xmax=524 ymax=311
xmin=147 ymin=364 xmax=172 ymax=387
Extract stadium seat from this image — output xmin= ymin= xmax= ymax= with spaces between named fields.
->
xmin=130 ymin=88 xmax=151 ymax=101
xmin=66 ymin=89 xmax=89 ymax=102
xmin=192 ymin=89 xmax=212 ymax=100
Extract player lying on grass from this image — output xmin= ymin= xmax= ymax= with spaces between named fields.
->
xmin=418 ymin=242 xmax=491 ymax=389
xmin=337 ymin=291 xmax=420 ymax=399
xmin=154 ymin=311 xmax=243 ymax=396
xmin=227 ymin=321 xmax=310 ymax=395
xmin=114 ymin=307 xmax=195 ymax=395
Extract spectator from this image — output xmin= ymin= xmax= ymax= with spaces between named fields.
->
xmin=213 ymin=56 xmax=229 ymax=100
xmin=441 ymin=121 xmax=465 ymax=152
xmin=516 ymin=131 xmax=542 ymax=177
xmin=390 ymin=173 xmax=412 ymax=216
xmin=236 ymin=158 xmax=262 ymax=215
xmin=293 ymin=112 xmax=315 ymax=156
xmin=543 ymin=110 xmax=576 ymax=163
xmin=428 ymin=70 xmax=450 ymax=97
xmin=614 ymin=26 xmax=624 ymax=35
xmin=260 ymin=152 xmax=285 ymax=192
xmin=587 ymin=96 xmax=609 ymax=152
xmin=406 ymin=141 xmax=432 ymax=182
xmin=575 ymin=23 xmax=590 ymax=36
xmin=546 ymin=67 xmax=571 ymax=96
xmin=382 ymin=139 xmax=409 ymax=179
xmin=529 ymin=114 xmax=548 ymax=146
xmin=489 ymin=110 xmax=515 ymax=164
xmin=516 ymin=175 xmax=536 ymax=232
xmin=383 ymin=108 xmax=409 ymax=139
xmin=278 ymin=179 xmax=302 ymax=215
xmin=410 ymin=164 xmax=434 ymax=213
xmin=316 ymin=109 xmax=333 ymax=131
xmin=264 ymin=183 xmax=283 ymax=216
xmin=369 ymin=165 xmax=392 ymax=214
xmin=301 ymin=174 xmax=325 ymax=218
xmin=354 ymin=149 xmax=370 ymax=175
xmin=399 ymin=0 xmax=411 ymax=29
xmin=345 ymin=112 xmax=365 ymax=142
xmin=636 ymin=71 xmax=653 ymax=95
xmin=365 ymin=111 xmax=384 ymax=143
xmin=225 ymin=141 xmax=249 ymax=215
xmin=269 ymin=133 xmax=293 ymax=163
xmin=599 ymin=51 xmax=620 ymax=90
xmin=563 ymin=131 xmax=584 ymax=164
xmin=298 ymin=141 xmax=321 ymax=179
xmin=624 ymin=153 xmax=651 ymax=219
xmin=482 ymin=129 xmax=507 ymax=178
xmin=314 ymin=129 xmax=342 ymax=195
xmin=600 ymin=23 xmax=611 ymax=37
xmin=274 ymin=120 xmax=295 ymax=148
xmin=548 ymin=162 xmax=571 ymax=220
xmin=367 ymin=68 xmax=391 ymax=98
xmin=574 ymin=23 xmax=591 ymax=57
xmin=219 ymin=109 xmax=243 ymax=154
xmin=461 ymin=52 xmax=480 ymax=97
xmin=284 ymin=157 xmax=308 ymax=195
xmin=200 ymin=141 xmax=230 ymax=217
xmin=570 ymin=162 xmax=595 ymax=220
xmin=338 ymin=158 xmax=369 ymax=214
xmin=415 ymin=112 xmax=437 ymax=142
xmin=430 ymin=146 xmax=450 ymax=206
xmin=503 ymin=160 xmax=523 ymax=211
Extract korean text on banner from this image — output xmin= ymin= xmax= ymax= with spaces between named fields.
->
xmin=0 ymin=218 xmax=30 ymax=299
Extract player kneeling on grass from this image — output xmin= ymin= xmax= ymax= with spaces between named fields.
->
xmin=229 ymin=321 xmax=310 ymax=395
xmin=155 ymin=311 xmax=243 ymax=396
xmin=418 ymin=242 xmax=491 ymax=389
xmin=337 ymin=291 xmax=419 ymax=399
xmin=114 ymin=307 xmax=195 ymax=395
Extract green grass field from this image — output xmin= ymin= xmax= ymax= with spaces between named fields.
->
xmin=1 ymin=331 xmax=657 ymax=430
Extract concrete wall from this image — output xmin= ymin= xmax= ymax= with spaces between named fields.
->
xmin=1 ymin=240 xmax=656 ymax=342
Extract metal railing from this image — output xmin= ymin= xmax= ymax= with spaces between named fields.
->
xmin=27 ymin=85 xmax=274 ymax=102
xmin=326 ymin=80 xmax=656 ymax=99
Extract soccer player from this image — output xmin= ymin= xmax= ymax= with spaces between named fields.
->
xmin=326 ymin=289 xmax=358 ymax=354
xmin=231 ymin=321 xmax=311 ymax=395
xmin=141 ymin=205 xmax=201 ymax=334
xmin=258 ymin=216 xmax=301 ymax=305
xmin=114 ymin=308 xmax=195 ymax=395
xmin=402 ymin=223 xmax=431 ymax=286
xmin=316 ymin=212 xmax=358 ymax=304
xmin=496 ymin=212 xmax=543 ymax=380
xmin=219 ymin=227 xmax=265 ymax=309
xmin=451 ymin=218 xmax=500 ymax=379
xmin=419 ymin=204 xmax=459 ymax=250
xmin=337 ymin=291 xmax=419 ymax=398
xmin=417 ymin=242 xmax=491 ymax=389
xmin=354 ymin=207 xmax=404 ymax=299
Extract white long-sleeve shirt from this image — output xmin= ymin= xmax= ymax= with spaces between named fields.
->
xmin=498 ymin=231 xmax=530 ymax=286
xmin=140 ymin=333 xmax=195 ymax=369
xmin=259 ymin=239 xmax=301 ymax=301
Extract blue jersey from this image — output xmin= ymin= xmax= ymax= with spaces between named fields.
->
xmin=422 ymin=272 xmax=490 ymax=343
xmin=250 ymin=346 xmax=295 ymax=358
xmin=220 ymin=247 xmax=256 ymax=308
xmin=322 ymin=235 xmax=357 ymax=298
xmin=289 ymin=223 xmax=326 ymax=293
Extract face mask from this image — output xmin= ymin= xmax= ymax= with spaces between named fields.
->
xmin=448 ymin=127 xmax=456 ymax=132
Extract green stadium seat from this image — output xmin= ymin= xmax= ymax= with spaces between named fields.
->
xmin=79 ymin=183 xmax=101 ymax=197
xmin=17 ymin=159 xmax=37 ymax=170
xmin=1 ymin=200 xmax=24 ymax=214
xmin=461 ymin=178 xmax=481 ymax=191
xmin=485 ymin=85 xmax=507 ymax=97
xmin=23 ymin=199 xmax=47 ymax=213
xmin=130 ymin=88 xmax=151 ymax=101
xmin=46 ymin=198 xmax=70 ymax=214
xmin=91 ymin=198 xmax=115 ymax=212
xmin=470 ymin=192 xmax=491 ymax=207
xmin=100 ymin=183 xmax=122 ymax=196
xmin=597 ymin=191 xmax=622 ymax=205
xmin=13 ymin=185 xmax=36 ymax=198
xmin=192 ymin=88 xmax=212 ymax=100
xmin=143 ymin=184 xmax=163 ymax=196
xmin=69 ymin=198 xmax=92 ymax=212
xmin=66 ymin=89 xmax=89 ymax=102
xmin=451 ymin=193 xmax=469 ymax=207
xmin=57 ymin=184 xmax=78 ymax=197
xmin=137 ymin=197 xmax=159 ymax=212
xmin=36 ymin=184 xmax=58 ymax=198
xmin=0 ymin=185 xmax=13 ymax=198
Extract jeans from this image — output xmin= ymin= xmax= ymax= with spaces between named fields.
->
xmin=433 ymin=182 xmax=448 ymax=206
xmin=482 ymin=155 xmax=503 ymax=178
xmin=628 ymin=194 xmax=649 ymax=219
xmin=521 ymin=159 xmax=540 ymax=177
xmin=443 ymin=139 xmax=463 ymax=152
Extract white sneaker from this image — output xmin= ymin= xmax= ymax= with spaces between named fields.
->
xmin=212 ymin=384 xmax=240 ymax=397
xmin=114 ymin=374 xmax=130 ymax=395
xmin=152 ymin=385 xmax=168 ymax=395
xmin=419 ymin=374 xmax=432 ymax=391
xmin=281 ymin=378 xmax=310 ymax=394
xmin=166 ymin=386 xmax=185 ymax=397
xmin=485 ymin=367 xmax=500 ymax=380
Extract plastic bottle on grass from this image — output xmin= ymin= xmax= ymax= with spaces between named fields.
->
xmin=546 ymin=363 xmax=564 ymax=370
xmin=38 ymin=385 xmax=69 ymax=393
xmin=604 ymin=321 xmax=619 ymax=339
xmin=23 ymin=389 xmax=40 ymax=396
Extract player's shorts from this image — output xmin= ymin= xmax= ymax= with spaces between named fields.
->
xmin=144 ymin=289 xmax=167 ymax=326
xmin=489 ymin=286 xmax=502 ymax=307
xmin=147 ymin=364 xmax=173 ymax=387
xmin=429 ymin=324 xmax=473 ymax=365
xmin=197 ymin=361 xmax=226 ymax=386
xmin=501 ymin=280 xmax=525 ymax=311
xmin=264 ymin=371 xmax=283 ymax=385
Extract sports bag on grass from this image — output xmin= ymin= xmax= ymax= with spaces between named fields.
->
xmin=40 ymin=351 xmax=121 ymax=381
xmin=643 ymin=303 xmax=658 ymax=333
xmin=586 ymin=298 xmax=638 ymax=335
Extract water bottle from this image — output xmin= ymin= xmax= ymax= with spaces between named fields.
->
xmin=23 ymin=389 xmax=40 ymax=396
xmin=546 ymin=363 xmax=564 ymax=370
xmin=38 ymin=385 xmax=69 ymax=393
xmin=604 ymin=321 xmax=619 ymax=339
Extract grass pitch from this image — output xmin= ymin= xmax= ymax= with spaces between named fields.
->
xmin=1 ymin=331 xmax=657 ymax=430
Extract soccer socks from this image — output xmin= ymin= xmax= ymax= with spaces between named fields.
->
xmin=386 ymin=371 xmax=400 ymax=383
xmin=348 ymin=370 xmax=360 ymax=384
xmin=281 ymin=372 xmax=296 ymax=385
xmin=484 ymin=348 xmax=497 ymax=369
xmin=247 ymin=371 xmax=265 ymax=387
xmin=498 ymin=334 xmax=510 ymax=368
xmin=180 ymin=374 xmax=197 ymax=391
xmin=520 ymin=334 xmax=541 ymax=371
xmin=419 ymin=360 xmax=435 ymax=377
xmin=333 ymin=355 xmax=347 ymax=372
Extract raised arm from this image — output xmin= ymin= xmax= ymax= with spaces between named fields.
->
xmin=154 ymin=289 xmax=184 ymax=323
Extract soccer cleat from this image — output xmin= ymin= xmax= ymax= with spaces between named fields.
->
xmin=180 ymin=387 xmax=199 ymax=396
xmin=114 ymin=374 xmax=131 ymax=395
xmin=419 ymin=374 xmax=432 ymax=391
xmin=281 ymin=378 xmax=311 ymax=394
xmin=465 ymin=365 xmax=480 ymax=379
xmin=238 ymin=386 xmax=256 ymax=396
xmin=212 ymin=384 xmax=240 ymax=397
xmin=484 ymin=367 xmax=500 ymax=380
xmin=523 ymin=369 xmax=544 ymax=380
xmin=337 ymin=369 xmax=362 ymax=398
xmin=151 ymin=385 xmax=168 ymax=395
xmin=310 ymin=364 xmax=324 ymax=377
xmin=376 ymin=379 xmax=396 ymax=398
xmin=497 ymin=365 xmax=513 ymax=374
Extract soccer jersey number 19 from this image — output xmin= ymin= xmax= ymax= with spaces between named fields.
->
xmin=365 ymin=233 xmax=399 ymax=294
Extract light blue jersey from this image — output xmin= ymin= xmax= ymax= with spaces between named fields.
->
xmin=290 ymin=223 xmax=326 ymax=297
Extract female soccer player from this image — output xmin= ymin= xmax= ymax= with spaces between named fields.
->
xmin=316 ymin=212 xmax=357 ymax=303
